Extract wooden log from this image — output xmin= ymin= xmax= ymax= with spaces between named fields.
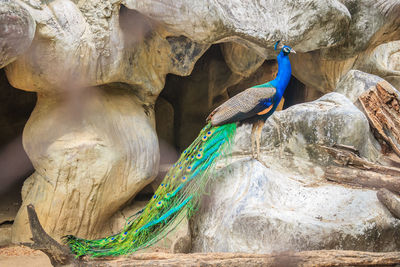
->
xmin=325 ymin=167 xmax=400 ymax=193
xmin=359 ymin=81 xmax=400 ymax=157
xmin=80 ymin=250 xmax=400 ymax=266
xmin=321 ymin=145 xmax=400 ymax=176
xmin=377 ymin=188 xmax=400 ymax=219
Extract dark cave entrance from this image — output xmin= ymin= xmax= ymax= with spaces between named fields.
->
xmin=0 ymin=68 xmax=36 ymax=233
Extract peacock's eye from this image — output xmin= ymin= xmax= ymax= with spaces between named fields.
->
xmin=283 ymin=47 xmax=290 ymax=53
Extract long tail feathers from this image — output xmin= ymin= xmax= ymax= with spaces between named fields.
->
xmin=63 ymin=122 xmax=236 ymax=257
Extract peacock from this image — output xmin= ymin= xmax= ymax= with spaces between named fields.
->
xmin=64 ymin=41 xmax=296 ymax=257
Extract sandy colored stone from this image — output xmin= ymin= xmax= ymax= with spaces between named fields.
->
xmin=291 ymin=52 xmax=357 ymax=93
xmin=124 ymin=0 xmax=351 ymax=55
xmin=12 ymin=86 xmax=160 ymax=243
xmin=0 ymin=0 xmax=35 ymax=68
xmin=355 ymin=41 xmax=400 ymax=89
xmin=4 ymin=0 xmax=208 ymax=243
xmin=221 ymin=43 xmax=264 ymax=77
xmin=0 ymin=226 xmax=11 ymax=247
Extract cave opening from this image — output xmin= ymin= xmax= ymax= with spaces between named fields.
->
xmin=0 ymin=68 xmax=36 ymax=234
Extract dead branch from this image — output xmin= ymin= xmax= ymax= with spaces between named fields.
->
xmin=322 ymin=145 xmax=400 ymax=176
xmin=359 ymin=80 xmax=400 ymax=157
xmin=325 ymin=167 xmax=400 ymax=193
xmin=25 ymin=204 xmax=76 ymax=266
xmin=377 ymin=188 xmax=400 ymax=219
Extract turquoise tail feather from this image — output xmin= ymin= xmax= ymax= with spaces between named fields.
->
xmin=64 ymin=122 xmax=236 ymax=257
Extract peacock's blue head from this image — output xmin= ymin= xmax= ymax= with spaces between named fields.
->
xmin=274 ymin=41 xmax=296 ymax=56
xmin=281 ymin=45 xmax=296 ymax=56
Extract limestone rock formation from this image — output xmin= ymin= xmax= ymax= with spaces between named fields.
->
xmin=355 ymin=41 xmax=400 ymax=89
xmin=0 ymin=0 xmax=35 ymax=68
xmin=0 ymin=0 xmax=400 ymax=253
xmin=335 ymin=70 xmax=384 ymax=104
xmin=123 ymin=0 xmax=351 ymax=55
xmin=192 ymin=93 xmax=398 ymax=253
xmin=291 ymin=0 xmax=400 ymax=94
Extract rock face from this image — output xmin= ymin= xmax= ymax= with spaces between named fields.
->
xmin=192 ymin=93 xmax=398 ymax=253
xmin=12 ymin=85 xmax=160 ymax=242
xmin=335 ymin=70 xmax=384 ymax=103
xmin=355 ymin=41 xmax=400 ymax=89
xmin=0 ymin=1 xmax=35 ymax=68
xmin=123 ymin=0 xmax=352 ymax=55
xmin=1 ymin=0 xmax=400 ymax=252
xmin=5 ymin=0 xmax=208 ymax=243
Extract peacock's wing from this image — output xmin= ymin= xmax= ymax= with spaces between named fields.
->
xmin=208 ymin=84 xmax=276 ymax=125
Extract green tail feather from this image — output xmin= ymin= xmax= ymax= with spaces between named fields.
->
xmin=64 ymin=122 xmax=236 ymax=257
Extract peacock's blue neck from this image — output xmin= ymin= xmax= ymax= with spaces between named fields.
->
xmin=270 ymin=52 xmax=292 ymax=99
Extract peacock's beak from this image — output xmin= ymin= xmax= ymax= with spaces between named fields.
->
xmin=291 ymin=49 xmax=296 ymax=54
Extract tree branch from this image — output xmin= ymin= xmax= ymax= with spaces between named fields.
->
xmin=25 ymin=204 xmax=76 ymax=267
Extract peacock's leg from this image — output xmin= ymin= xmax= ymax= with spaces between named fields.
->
xmin=251 ymin=126 xmax=256 ymax=157
xmin=251 ymin=120 xmax=265 ymax=159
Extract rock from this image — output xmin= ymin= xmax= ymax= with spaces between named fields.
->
xmin=0 ymin=0 xmax=35 ymax=68
xmin=2 ymin=0 xmax=400 ymax=247
xmin=235 ymin=93 xmax=381 ymax=162
xmin=155 ymin=97 xmax=175 ymax=147
xmin=193 ymin=158 xmax=400 ymax=253
xmin=12 ymin=85 xmax=160 ymax=243
xmin=192 ymin=93 xmax=396 ymax=253
xmin=5 ymin=1 xmax=208 ymax=100
xmin=5 ymin=0 xmax=208 ymax=243
xmin=291 ymin=0 xmax=400 ymax=93
xmin=335 ymin=70 xmax=384 ymax=104
xmin=124 ymin=0 xmax=351 ymax=55
xmin=320 ymin=1 xmax=400 ymax=60
xmin=291 ymin=52 xmax=357 ymax=93
xmin=355 ymin=41 xmax=400 ymax=89
xmin=221 ymin=43 xmax=264 ymax=77
xmin=0 ymin=225 xmax=12 ymax=247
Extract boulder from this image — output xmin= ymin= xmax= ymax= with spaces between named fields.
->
xmin=335 ymin=70 xmax=384 ymax=104
xmin=192 ymin=93 xmax=397 ymax=253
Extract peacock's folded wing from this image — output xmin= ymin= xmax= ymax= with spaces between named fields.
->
xmin=208 ymin=84 xmax=276 ymax=125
